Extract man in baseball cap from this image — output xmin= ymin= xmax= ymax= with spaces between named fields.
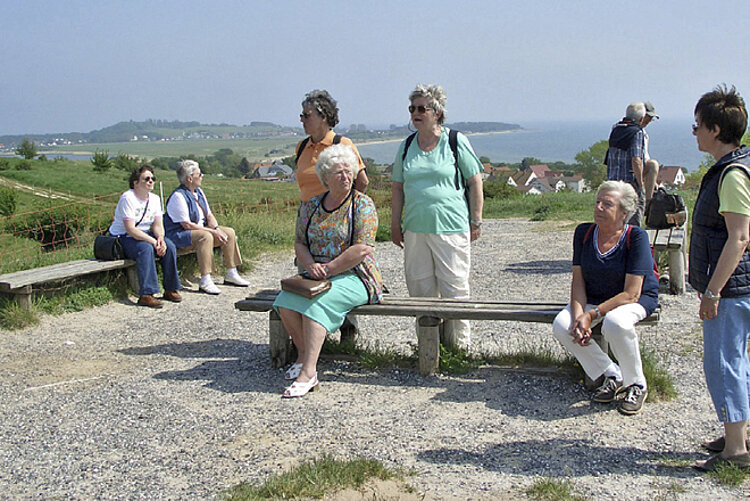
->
xmin=641 ymin=102 xmax=660 ymax=210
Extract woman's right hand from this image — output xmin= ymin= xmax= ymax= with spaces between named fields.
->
xmin=570 ymin=312 xmax=593 ymax=346
xmin=391 ymin=223 xmax=404 ymax=248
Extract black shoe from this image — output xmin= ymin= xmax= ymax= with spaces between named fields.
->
xmin=617 ymin=384 xmax=647 ymax=415
xmin=592 ymin=376 xmax=623 ymax=403
xmin=702 ymin=436 xmax=750 ymax=453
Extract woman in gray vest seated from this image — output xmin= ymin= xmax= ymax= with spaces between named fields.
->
xmin=164 ymin=160 xmax=249 ymax=294
xmin=690 ymin=85 xmax=750 ymax=472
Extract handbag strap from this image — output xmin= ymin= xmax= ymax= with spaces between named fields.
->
xmin=305 ymin=188 xmax=357 ymax=258
xmin=135 ymin=196 xmax=150 ymax=227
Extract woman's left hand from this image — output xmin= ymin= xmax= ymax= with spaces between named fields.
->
xmin=571 ymin=312 xmax=593 ymax=346
xmin=699 ymin=293 xmax=720 ymax=321
xmin=305 ymin=262 xmax=328 ymax=280
xmin=154 ymin=236 xmax=167 ymax=257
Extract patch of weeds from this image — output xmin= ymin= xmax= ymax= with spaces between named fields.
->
xmin=0 ymin=296 xmax=39 ymax=330
xmin=525 ymin=477 xmax=588 ymax=501
xmin=655 ymin=456 xmax=693 ymax=469
xmin=360 ymin=341 xmax=413 ymax=369
xmin=488 ymin=345 xmax=576 ymax=370
xmin=39 ymin=285 xmax=115 ymax=314
xmin=221 ymin=455 xmax=401 ymax=500
xmin=439 ymin=344 xmax=484 ymax=375
xmin=640 ymin=345 xmax=677 ymax=402
xmin=653 ymin=480 xmax=688 ymax=501
xmin=706 ymin=462 xmax=750 ymax=487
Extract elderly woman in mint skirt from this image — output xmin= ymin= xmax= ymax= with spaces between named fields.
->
xmin=273 ymin=144 xmax=383 ymax=398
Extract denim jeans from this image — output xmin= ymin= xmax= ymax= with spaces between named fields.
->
xmin=120 ymin=234 xmax=181 ymax=296
xmin=703 ymin=296 xmax=750 ymax=423
xmin=553 ymin=302 xmax=648 ymax=388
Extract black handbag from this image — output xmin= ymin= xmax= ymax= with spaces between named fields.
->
xmin=94 ymin=235 xmax=124 ymax=260
xmin=645 ymin=187 xmax=686 ymax=229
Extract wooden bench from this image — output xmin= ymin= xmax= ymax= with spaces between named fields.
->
xmin=235 ymin=291 xmax=659 ymax=376
xmin=646 ymin=226 xmax=686 ymax=294
xmin=0 ymin=258 xmax=136 ymax=309
xmin=0 ymin=247 xmax=198 ymax=309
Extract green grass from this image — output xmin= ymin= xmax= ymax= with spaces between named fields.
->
xmin=640 ymin=345 xmax=677 ymax=402
xmin=525 ymin=477 xmax=588 ymax=501
xmin=707 ymin=462 xmax=750 ymax=487
xmin=221 ymin=455 xmax=401 ymax=500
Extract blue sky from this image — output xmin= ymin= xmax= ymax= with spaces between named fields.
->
xmin=1 ymin=0 xmax=748 ymax=135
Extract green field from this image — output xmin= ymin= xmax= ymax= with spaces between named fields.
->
xmin=45 ymin=136 xmax=304 ymax=161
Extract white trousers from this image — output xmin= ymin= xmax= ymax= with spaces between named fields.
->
xmin=552 ymin=303 xmax=647 ymax=389
xmin=404 ymin=231 xmax=471 ymax=349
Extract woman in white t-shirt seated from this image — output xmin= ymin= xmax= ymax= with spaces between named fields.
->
xmin=164 ymin=160 xmax=249 ymax=295
xmin=108 ymin=165 xmax=182 ymax=308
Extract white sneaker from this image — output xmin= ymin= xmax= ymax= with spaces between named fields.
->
xmin=199 ymin=276 xmax=221 ymax=295
xmin=224 ymin=271 xmax=250 ymax=287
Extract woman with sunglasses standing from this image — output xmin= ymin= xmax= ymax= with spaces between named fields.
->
xmin=391 ymin=84 xmax=484 ymax=350
xmin=294 ymin=90 xmax=369 ymax=344
xmin=108 ymin=164 xmax=182 ymax=308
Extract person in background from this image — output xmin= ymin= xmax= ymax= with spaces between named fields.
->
xmin=109 ymin=164 xmax=182 ymax=308
xmin=274 ymin=144 xmax=383 ymax=398
xmin=605 ymin=102 xmax=658 ymax=226
xmin=164 ymin=159 xmax=250 ymax=295
xmin=295 ymin=89 xmax=368 ymax=342
xmin=689 ymin=85 xmax=750 ymax=472
xmin=391 ymin=83 xmax=484 ymax=350
xmin=552 ymin=180 xmax=658 ymax=415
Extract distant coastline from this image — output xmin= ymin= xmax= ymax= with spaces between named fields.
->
xmin=355 ymin=129 xmax=518 ymax=147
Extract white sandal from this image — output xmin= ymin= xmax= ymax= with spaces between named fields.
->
xmin=284 ymin=363 xmax=303 ymax=380
xmin=282 ymin=374 xmax=319 ymax=398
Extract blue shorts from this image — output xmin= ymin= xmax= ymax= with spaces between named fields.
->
xmin=273 ymin=272 xmax=368 ymax=333
xmin=703 ymin=295 xmax=750 ymax=423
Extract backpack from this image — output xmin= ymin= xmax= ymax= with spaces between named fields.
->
xmin=295 ymin=133 xmax=342 ymax=166
xmin=401 ymin=128 xmax=470 ymax=219
xmin=583 ymin=223 xmax=659 ymax=281
xmin=645 ymin=187 xmax=686 ymax=229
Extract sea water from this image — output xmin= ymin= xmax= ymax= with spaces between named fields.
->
xmin=357 ymin=119 xmax=707 ymax=171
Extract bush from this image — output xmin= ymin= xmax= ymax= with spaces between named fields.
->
xmin=12 ymin=205 xmax=90 ymax=251
xmin=0 ymin=187 xmax=17 ymax=217
xmin=113 ymin=151 xmax=139 ymax=171
xmin=0 ymin=158 xmax=9 ymax=170
xmin=91 ymin=150 xmax=112 ymax=172
xmin=484 ymin=180 xmax=521 ymax=199
xmin=15 ymin=160 xmax=31 ymax=171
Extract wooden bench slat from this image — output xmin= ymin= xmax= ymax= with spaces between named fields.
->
xmin=0 ymin=258 xmax=135 ymax=291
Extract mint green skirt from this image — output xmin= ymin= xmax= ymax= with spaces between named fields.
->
xmin=273 ymin=272 xmax=368 ymax=333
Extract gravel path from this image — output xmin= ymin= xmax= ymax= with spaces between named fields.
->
xmin=0 ymin=219 xmax=744 ymax=500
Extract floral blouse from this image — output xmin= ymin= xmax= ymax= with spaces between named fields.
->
xmin=296 ymin=190 xmax=383 ymax=304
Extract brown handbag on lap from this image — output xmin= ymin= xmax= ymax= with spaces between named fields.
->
xmin=281 ymin=274 xmax=331 ymax=299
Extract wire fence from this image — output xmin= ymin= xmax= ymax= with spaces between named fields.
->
xmin=0 ymin=179 xmax=301 ymax=275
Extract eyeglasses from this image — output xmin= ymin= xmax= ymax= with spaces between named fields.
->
xmin=191 ymin=171 xmax=203 ymax=178
xmin=300 ymin=112 xmax=315 ymax=119
xmin=142 ymin=176 xmax=155 ymax=182
xmin=409 ymin=105 xmax=431 ymax=114
xmin=692 ymin=123 xmax=700 ymax=133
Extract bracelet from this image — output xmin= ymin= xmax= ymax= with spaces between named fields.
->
xmin=323 ymin=265 xmax=330 ymax=277
xmin=593 ymin=306 xmax=602 ymax=319
xmin=470 ymin=219 xmax=482 ymax=227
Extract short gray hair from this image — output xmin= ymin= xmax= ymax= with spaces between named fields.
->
xmin=315 ymin=144 xmax=359 ymax=189
xmin=409 ymin=84 xmax=447 ymax=124
xmin=625 ymin=102 xmax=646 ymax=121
xmin=176 ymin=159 xmax=200 ymax=185
xmin=597 ymin=180 xmax=637 ymax=222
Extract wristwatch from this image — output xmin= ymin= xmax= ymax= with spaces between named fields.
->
xmin=704 ymin=289 xmax=721 ymax=301
xmin=470 ymin=220 xmax=482 ymax=227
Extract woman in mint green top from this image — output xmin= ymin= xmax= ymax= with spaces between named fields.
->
xmin=391 ymin=84 xmax=484 ymax=350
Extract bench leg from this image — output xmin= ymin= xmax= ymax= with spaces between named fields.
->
xmin=13 ymin=286 xmax=32 ymax=310
xmin=668 ymin=249 xmax=686 ymax=295
xmin=269 ymin=309 xmax=295 ymax=369
xmin=126 ymin=266 xmax=139 ymax=294
xmin=418 ymin=316 xmax=441 ymax=376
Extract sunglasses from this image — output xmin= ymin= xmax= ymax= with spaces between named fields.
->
xmin=408 ymin=105 xmax=431 ymax=114
xmin=142 ymin=176 xmax=155 ymax=182
xmin=300 ymin=111 xmax=318 ymax=119
xmin=692 ymin=123 xmax=700 ymax=133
